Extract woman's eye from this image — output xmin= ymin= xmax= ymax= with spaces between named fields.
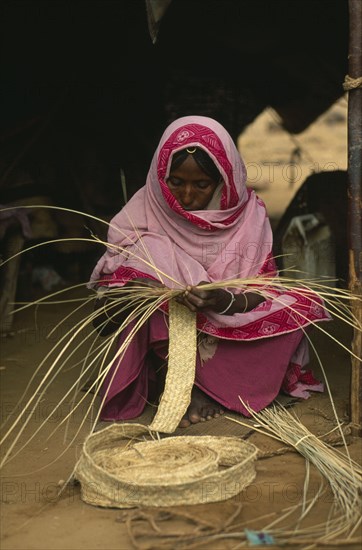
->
xmin=167 ymin=177 xmax=182 ymax=187
xmin=197 ymin=181 xmax=211 ymax=190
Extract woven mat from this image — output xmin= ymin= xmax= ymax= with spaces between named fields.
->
xmin=96 ymin=394 xmax=299 ymax=438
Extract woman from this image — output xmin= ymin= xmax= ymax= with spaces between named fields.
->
xmin=90 ymin=115 xmax=330 ymax=427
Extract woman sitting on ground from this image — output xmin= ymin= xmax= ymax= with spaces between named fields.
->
xmin=90 ymin=115 xmax=329 ymax=427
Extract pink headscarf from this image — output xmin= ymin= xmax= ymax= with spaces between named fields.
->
xmin=90 ymin=116 xmax=330 ymax=340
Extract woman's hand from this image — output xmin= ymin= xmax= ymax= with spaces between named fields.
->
xmin=177 ymin=281 xmax=266 ymax=315
xmin=177 ymin=281 xmax=235 ymax=314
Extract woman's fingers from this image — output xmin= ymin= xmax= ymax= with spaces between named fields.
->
xmin=176 ymin=291 xmax=200 ymax=312
xmin=177 ymin=284 xmax=231 ymax=313
xmin=182 ymin=286 xmax=232 ymax=313
xmin=177 ymin=287 xmax=214 ymax=311
xmin=187 ymin=285 xmax=210 ymax=301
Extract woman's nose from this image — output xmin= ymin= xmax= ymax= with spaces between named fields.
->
xmin=180 ymin=185 xmax=194 ymax=207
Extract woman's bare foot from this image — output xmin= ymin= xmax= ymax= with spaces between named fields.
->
xmin=179 ymin=386 xmax=224 ymax=428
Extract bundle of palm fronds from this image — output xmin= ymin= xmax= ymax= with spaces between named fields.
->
xmin=220 ymin=400 xmax=362 ymax=548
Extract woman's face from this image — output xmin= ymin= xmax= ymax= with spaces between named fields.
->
xmin=166 ymin=154 xmax=220 ymax=211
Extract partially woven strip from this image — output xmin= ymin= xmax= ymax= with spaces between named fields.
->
xmin=149 ymin=299 xmax=197 ymax=433
xmin=74 ymin=422 xmax=258 ymax=508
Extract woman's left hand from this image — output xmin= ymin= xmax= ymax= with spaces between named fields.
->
xmin=177 ymin=281 xmax=233 ymax=314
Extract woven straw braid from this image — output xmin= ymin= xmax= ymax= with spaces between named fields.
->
xmin=74 ymin=423 xmax=257 ymax=508
xmin=149 ymin=300 xmax=197 ymax=433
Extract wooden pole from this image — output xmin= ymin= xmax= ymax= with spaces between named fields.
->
xmin=347 ymin=0 xmax=362 ymax=434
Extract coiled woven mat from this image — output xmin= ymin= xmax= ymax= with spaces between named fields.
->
xmin=75 ymin=423 xmax=258 ymax=508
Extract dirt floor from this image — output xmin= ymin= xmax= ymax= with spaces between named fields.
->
xmin=1 ymin=100 xmax=361 ymax=549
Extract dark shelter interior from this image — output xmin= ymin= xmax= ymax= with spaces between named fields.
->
xmin=0 ymin=0 xmax=349 ymax=313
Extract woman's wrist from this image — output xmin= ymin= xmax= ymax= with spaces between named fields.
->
xmin=217 ymin=289 xmax=236 ymax=314
xmin=219 ymin=291 xmax=265 ymax=315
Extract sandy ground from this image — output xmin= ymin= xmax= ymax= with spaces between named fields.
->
xmin=1 ymin=100 xmax=361 ymax=549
